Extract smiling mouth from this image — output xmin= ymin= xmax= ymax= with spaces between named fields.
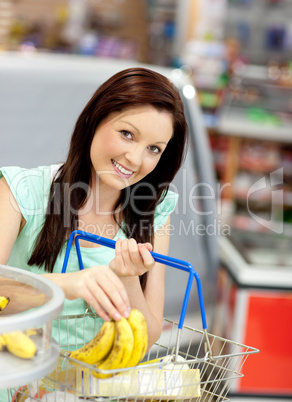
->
xmin=111 ymin=159 xmax=134 ymax=176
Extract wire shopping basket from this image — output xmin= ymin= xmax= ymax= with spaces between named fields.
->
xmin=8 ymin=230 xmax=259 ymax=402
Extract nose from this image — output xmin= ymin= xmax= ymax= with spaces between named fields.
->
xmin=125 ymin=144 xmax=144 ymax=169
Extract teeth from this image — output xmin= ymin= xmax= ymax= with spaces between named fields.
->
xmin=112 ymin=160 xmax=132 ymax=175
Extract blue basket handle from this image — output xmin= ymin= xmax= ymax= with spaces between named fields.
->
xmin=61 ymin=230 xmax=207 ymax=330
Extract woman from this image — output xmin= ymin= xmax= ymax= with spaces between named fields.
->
xmin=0 ymin=67 xmax=188 ymax=350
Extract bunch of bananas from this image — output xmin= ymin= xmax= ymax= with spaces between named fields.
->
xmin=0 ymin=330 xmax=37 ymax=359
xmin=69 ymin=308 xmax=148 ymax=379
xmin=0 ymin=296 xmax=10 ymax=312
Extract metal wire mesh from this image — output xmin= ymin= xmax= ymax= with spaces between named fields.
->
xmin=8 ymin=315 xmax=259 ymax=402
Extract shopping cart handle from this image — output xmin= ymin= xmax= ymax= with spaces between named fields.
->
xmin=61 ymin=230 xmax=207 ymax=330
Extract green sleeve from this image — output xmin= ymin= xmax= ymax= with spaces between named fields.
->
xmin=153 ymin=190 xmax=179 ymax=231
xmin=0 ymin=166 xmax=50 ymax=222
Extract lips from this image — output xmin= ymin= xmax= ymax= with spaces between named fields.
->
xmin=111 ymin=159 xmax=134 ymax=177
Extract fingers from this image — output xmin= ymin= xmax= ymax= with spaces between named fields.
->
xmin=114 ymin=238 xmax=142 ymax=276
xmin=114 ymin=238 xmax=126 ymax=275
xmin=138 ymin=243 xmax=155 ymax=268
xmin=104 ymin=268 xmax=131 ymax=314
xmin=112 ymin=238 xmax=155 ymax=276
xmin=143 ymin=242 xmax=153 ymax=251
xmin=84 ymin=288 xmax=112 ymax=322
xmin=125 ymin=238 xmax=141 ymax=270
xmin=76 ymin=266 xmax=131 ymax=322
xmin=87 ymin=284 xmax=129 ymax=322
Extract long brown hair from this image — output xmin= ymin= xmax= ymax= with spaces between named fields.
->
xmin=28 ymin=67 xmax=188 ymax=289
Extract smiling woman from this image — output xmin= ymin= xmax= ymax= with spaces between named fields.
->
xmin=90 ymin=106 xmax=173 ymax=190
xmin=0 ymin=67 xmax=188 ymax=352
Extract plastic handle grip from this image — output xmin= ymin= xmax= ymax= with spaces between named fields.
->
xmin=61 ymin=230 xmax=207 ymax=330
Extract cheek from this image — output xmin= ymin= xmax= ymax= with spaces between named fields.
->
xmin=91 ymin=132 xmax=119 ymax=158
xmin=142 ymin=156 xmax=161 ymax=175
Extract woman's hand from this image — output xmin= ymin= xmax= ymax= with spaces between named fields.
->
xmin=43 ymin=266 xmax=130 ymax=322
xmin=109 ymin=238 xmax=155 ymax=277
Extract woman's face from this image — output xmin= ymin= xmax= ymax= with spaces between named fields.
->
xmin=90 ymin=105 xmax=173 ymax=193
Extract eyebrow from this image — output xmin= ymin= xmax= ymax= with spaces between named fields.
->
xmin=120 ymin=120 xmax=169 ymax=145
xmin=120 ymin=120 xmax=140 ymax=135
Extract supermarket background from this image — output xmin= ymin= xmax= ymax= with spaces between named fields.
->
xmin=0 ymin=0 xmax=292 ymax=400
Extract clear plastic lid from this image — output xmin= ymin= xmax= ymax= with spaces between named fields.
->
xmin=0 ymin=265 xmax=64 ymax=333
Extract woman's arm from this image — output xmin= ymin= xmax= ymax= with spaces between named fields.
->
xmin=0 ymin=177 xmax=23 ymax=265
xmin=0 ymin=177 xmax=130 ymax=321
xmin=41 ymin=267 xmax=130 ymax=322
xmin=109 ymin=216 xmax=171 ymax=348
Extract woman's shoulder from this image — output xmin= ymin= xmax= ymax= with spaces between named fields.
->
xmin=0 ymin=165 xmax=58 ymax=220
xmin=154 ymin=190 xmax=178 ymax=229
xmin=0 ymin=164 xmax=62 ymax=187
xmin=0 ymin=164 xmax=52 ymax=183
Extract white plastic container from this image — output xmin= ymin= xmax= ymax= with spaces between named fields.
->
xmin=0 ymin=265 xmax=64 ymax=389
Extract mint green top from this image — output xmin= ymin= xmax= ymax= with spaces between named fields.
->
xmin=0 ymin=165 xmax=178 ymax=349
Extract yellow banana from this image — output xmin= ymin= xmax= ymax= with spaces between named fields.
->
xmin=126 ymin=309 xmax=148 ymax=368
xmin=2 ymin=331 xmax=37 ymax=359
xmin=0 ymin=296 xmax=10 ymax=311
xmin=93 ymin=317 xmax=134 ymax=379
xmin=24 ymin=327 xmax=43 ymax=337
xmin=0 ymin=335 xmax=6 ymax=351
xmin=69 ymin=320 xmax=115 ymax=365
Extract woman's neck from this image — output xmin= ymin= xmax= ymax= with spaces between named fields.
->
xmin=89 ymin=174 xmax=121 ymax=216
xmin=77 ymin=176 xmax=123 ymax=241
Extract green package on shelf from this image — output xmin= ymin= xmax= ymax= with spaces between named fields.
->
xmin=247 ymin=107 xmax=281 ymax=126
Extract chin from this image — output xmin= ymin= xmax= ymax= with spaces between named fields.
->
xmin=107 ymin=178 xmax=131 ymax=191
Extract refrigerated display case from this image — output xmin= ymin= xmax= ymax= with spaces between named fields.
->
xmin=205 ymin=62 xmax=292 ymax=399
xmin=217 ymin=229 xmax=292 ymax=397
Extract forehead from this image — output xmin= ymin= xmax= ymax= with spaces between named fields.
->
xmin=108 ymin=105 xmax=173 ymax=123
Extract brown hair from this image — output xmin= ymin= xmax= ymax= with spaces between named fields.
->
xmin=28 ymin=67 xmax=188 ymax=290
